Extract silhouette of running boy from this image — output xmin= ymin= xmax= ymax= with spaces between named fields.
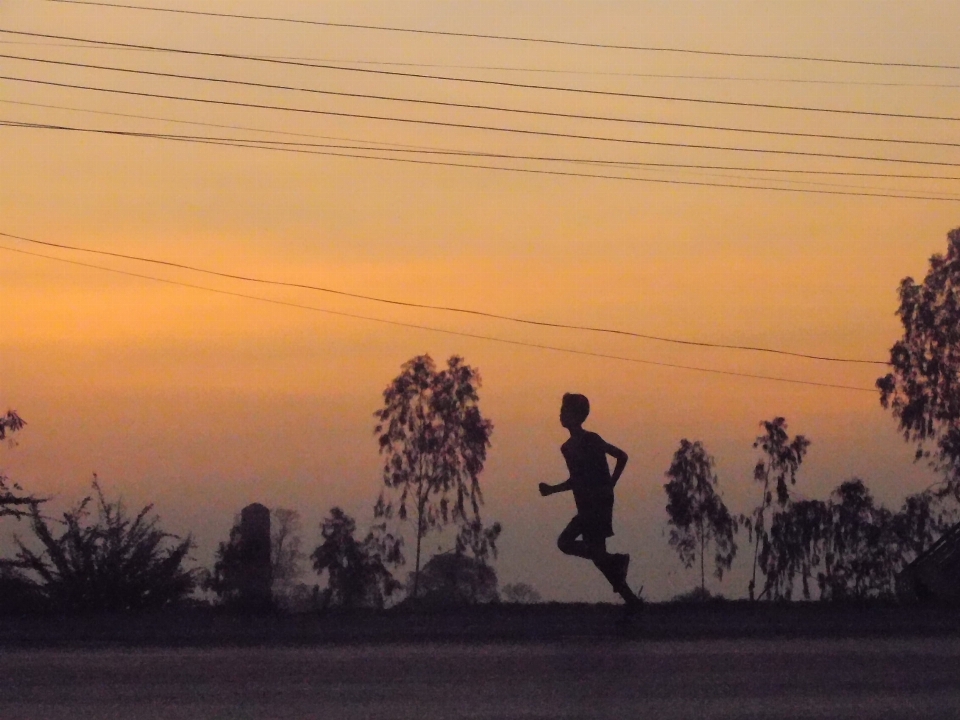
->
xmin=539 ymin=393 xmax=642 ymax=610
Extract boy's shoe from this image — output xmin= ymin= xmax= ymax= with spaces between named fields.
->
xmin=622 ymin=592 xmax=645 ymax=618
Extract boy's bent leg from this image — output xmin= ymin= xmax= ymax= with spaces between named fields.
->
xmin=557 ymin=516 xmax=595 ymax=560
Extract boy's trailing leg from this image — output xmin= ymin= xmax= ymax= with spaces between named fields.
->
xmin=560 ymin=530 xmax=643 ymax=613
xmin=600 ymin=552 xmax=643 ymax=613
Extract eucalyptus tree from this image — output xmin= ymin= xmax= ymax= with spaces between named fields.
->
xmin=878 ymin=226 xmax=960 ymax=499
xmin=373 ymin=354 xmax=494 ymax=598
xmin=745 ymin=417 xmax=810 ymax=600
xmin=758 ymin=497 xmax=829 ymax=600
xmin=817 ymin=479 xmax=898 ymax=599
xmin=663 ymin=439 xmax=738 ymax=595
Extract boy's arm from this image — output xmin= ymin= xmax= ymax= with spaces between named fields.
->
xmin=605 ymin=442 xmax=629 ymax=486
xmin=539 ymin=480 xmax=572 ymax=496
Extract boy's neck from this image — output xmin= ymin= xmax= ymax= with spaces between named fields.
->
xmin=567 ymin=424 xmax=585 ymax=439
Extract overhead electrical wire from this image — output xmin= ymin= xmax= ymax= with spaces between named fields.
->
xmin=0 ymin=5 xmax=907 ymax=392
xmin=5 ymin=119 xmax=957 ymax=197
xmin=0 ymin=99 xmax=452 ymax=150
xmin=3 ymin=29 xmax=960 ymax=123
xmin=6 ymin=39 xmax=960 ymax=87
xmin=0 ymin=230 xmax=891 ymax=365
xmin=5 ymin=53 xmax=959 ymax=149
xmin=40 ymin=0 xmax=960 ymax=71
xmin=5 ymin=99 xmax=959 ymax=182
xmin=5 ymin=120 xmax=959 ymax=202
xmin=0 ymin=242 xmax=879 ymax=393
xmin=5 ymin=76 xmax=960 ymax=172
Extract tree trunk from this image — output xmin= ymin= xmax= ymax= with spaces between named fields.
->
xmin=749 ymin=477 xmax=769 ymax=601
xmin=700 ymin=522 xmax=706 ymax=595
xmin=412 ymin=476 xmax=425 ymax=599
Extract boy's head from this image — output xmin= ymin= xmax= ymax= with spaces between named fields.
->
xmin=560 ymin=393 xmax=590 ymax=428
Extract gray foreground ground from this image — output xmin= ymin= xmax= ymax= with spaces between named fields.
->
xmin=5 ymin=638 xmax=960 ymax=720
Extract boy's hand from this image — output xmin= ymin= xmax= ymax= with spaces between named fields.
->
xmin=538 ymin=482 xmax=551 ymax=497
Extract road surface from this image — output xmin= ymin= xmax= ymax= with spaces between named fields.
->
xmin=5 ymin=638 xmax=959 ymax=719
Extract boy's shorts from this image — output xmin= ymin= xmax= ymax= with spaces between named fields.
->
xmin=560 ymin=509 xmax=614 ymax=545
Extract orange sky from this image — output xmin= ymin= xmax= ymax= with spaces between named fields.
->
xmin=2 ymin=0 xmax=960 ymax=601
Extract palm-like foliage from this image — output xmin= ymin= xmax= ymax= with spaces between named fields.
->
xmin=16 ymin=481 xmax=195 ymax=612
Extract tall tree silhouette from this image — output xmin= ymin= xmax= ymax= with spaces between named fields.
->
xmin=664 ymin=439 xmax=738 ymax=595
xmin=818 ymin=479 xmax=898 ymax=600
xmin=744 ymin=417 xmax=810 ymax=600
xmin=762 ymin=498 xmax=831 ymax=600
xmin=878 ymin=226 xmax=960 ymax=499
xmin=373 ymin=354 xmax=494 ymax=598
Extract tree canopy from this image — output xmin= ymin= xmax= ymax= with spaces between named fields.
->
xmin=664 ymin=439 xmax=738 ymax=594
xmin=311 ymin=507 xmax=402 ymax=609
xmin=373 ymin=354 xmax=495 ymax=598
xmin=745 ymin=417 xmax=810 ymax=600
xmin=0 ymin=411 xmax=44 ymax=523
xmin=878 ymin=226 xmax=960 ymax=496
xmin=411 ymin=551 xmax=499 ymax=606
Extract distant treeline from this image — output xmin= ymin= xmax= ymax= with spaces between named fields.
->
xmin=3 ymin=227 xmax=960 ymax=612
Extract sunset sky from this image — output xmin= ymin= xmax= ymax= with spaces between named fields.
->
xmin=3 ymin=0 xmax=960 ymax=602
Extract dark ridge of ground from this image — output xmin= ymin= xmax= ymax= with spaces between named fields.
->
xmin=0 ymin=600 xmax=958 ymax=648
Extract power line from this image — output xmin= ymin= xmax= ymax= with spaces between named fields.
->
xmin=6 ymin=119 xmax=959 ymax=202
xmin=5 ymin=75 xmax=960 ymax=171
xmin=7 ymin=39 xmax=960 ymax=87
xmin=41 ymin=0 xmax=960 ymax=72
xmin=5 ymin=118 xmax=956 ymax=196
xmin=6 ymin=99 xmax=960 ymax=182
xmin=0 ymin=242 xmax=879 ymax=393
xmin=0 ymin=230 xmax=891 ymax=365
xmin=4 ymin=29 xmax=960 ymax=123
xmin=7 ymin=53 xmax=960 ymax=149
xmin=0 ymin=99 xmax=450 ymax=151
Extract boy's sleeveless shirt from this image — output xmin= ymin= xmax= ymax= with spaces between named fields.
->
xmin=560 ymin=431 xmax=615 ymax=516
